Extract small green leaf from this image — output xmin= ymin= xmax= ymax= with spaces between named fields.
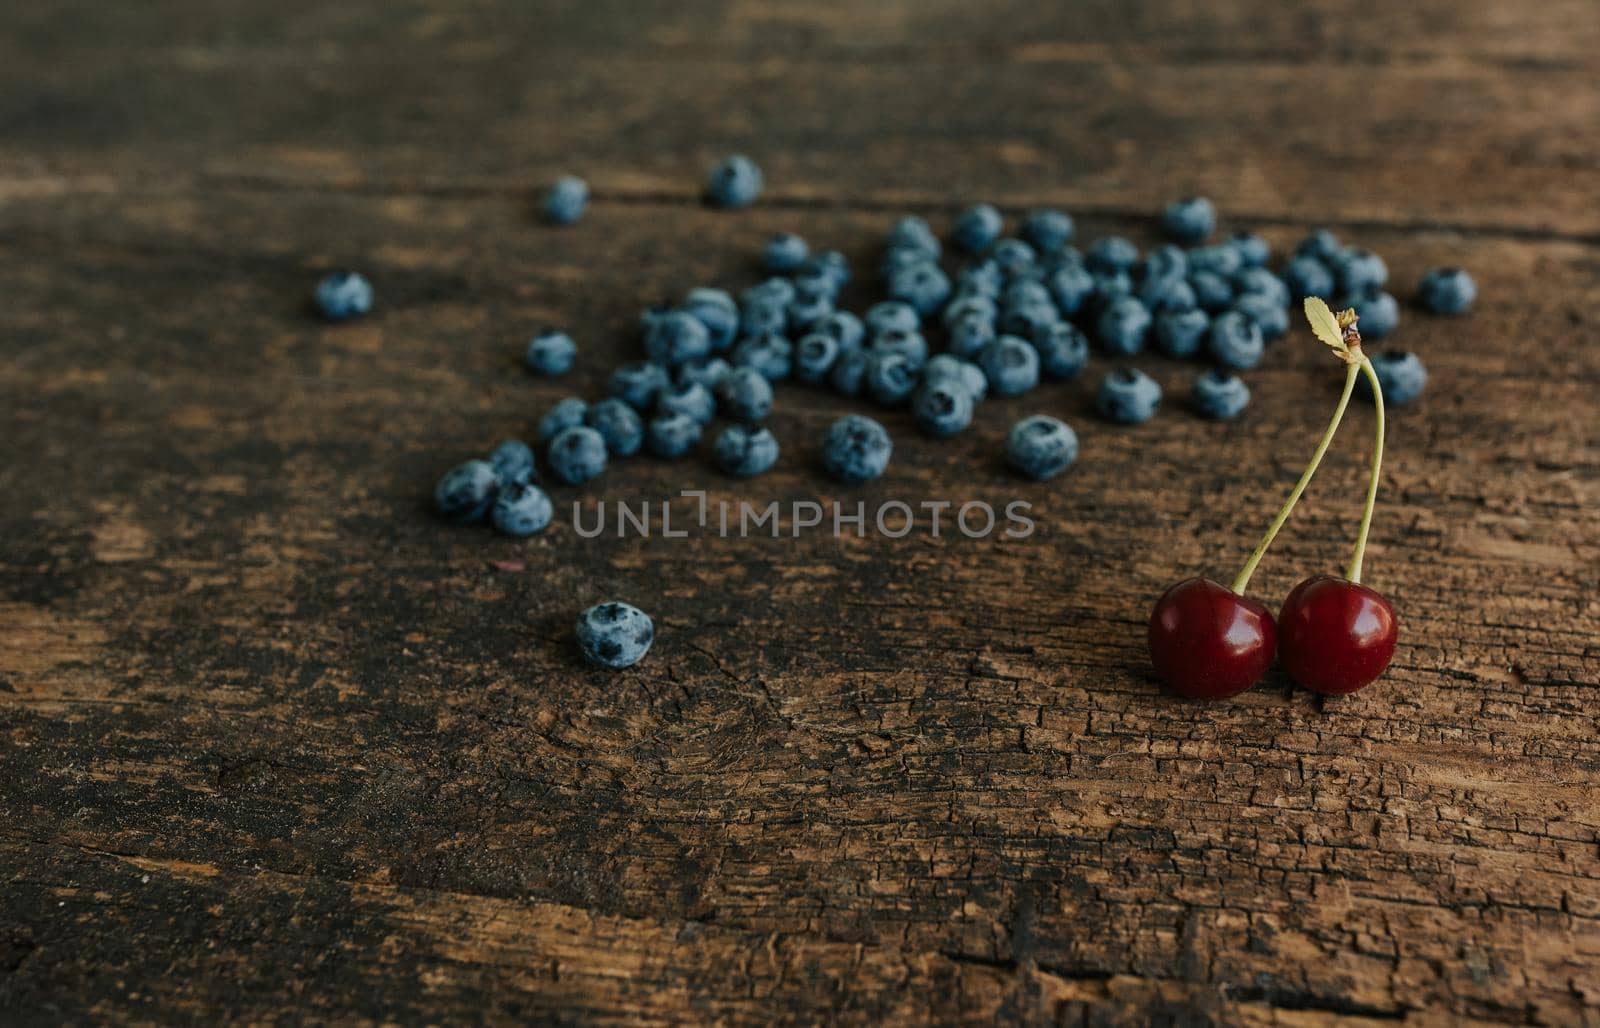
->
xmin=1303 ymin=296 xmax=1347 ymax=353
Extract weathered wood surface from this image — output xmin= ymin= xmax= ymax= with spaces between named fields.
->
xmin=2 ymin=2 xmax=1598 ymax=1024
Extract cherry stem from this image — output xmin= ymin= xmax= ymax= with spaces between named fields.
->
xmin=1346 ymin=356 xmax=1386 ymax=584
xmin=1230 ymin=361 xmax=1360 ymax=595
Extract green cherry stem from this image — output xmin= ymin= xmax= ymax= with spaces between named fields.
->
xmin=1346 ymin=355 xmax=1387 ymax=584
xmin=1230 ymin=361 xmax=1361 ymax=595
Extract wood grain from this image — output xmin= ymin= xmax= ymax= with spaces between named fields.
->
xmin=2 ymin=2 xmax=1598 ymax=1024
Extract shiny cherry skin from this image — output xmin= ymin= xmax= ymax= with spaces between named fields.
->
xmin=1147 ymin=577 xmax=1278 ymax=700
xmin=1278 ymin=575 xmax=1398 ymax=695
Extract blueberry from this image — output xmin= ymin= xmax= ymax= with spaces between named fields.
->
xmin=487 ymin=439 xmax=536 ymax=487
xmin=1154 ymin=307 xmax=1210 ymax=359
xmin=1333 ymin=248 xmax=1389 ymax=295
xmin=1365 ymin=350 xmax=1427 ymax=406
xmin=684 ymin=288 xmax=740 ymax=351
xmin=1086 ymin=236 xmax=1139 ymax=273
xmin=608 ymin=361 xmax=670 ymax=411
xmin=803 ymin=250 xmax=851 ymax=290
xmin=656 ymin=382 xmax=716 ymax=425
xmin=1097 ymin=368 xmax=1162 ymax=424
xmin=537 ymin=397 xmax=590 ymax=444
xmin=786 ymin=292 xmax=835 ymax=333
xmin=644 ymin=310 xmax=712 ymax=367
xmin=764 ymin=232 xmax=809 ymax=273
xmin=1419 ymin=267 xmax=1476 ymax=315
xmin=714 ymin=424 xmax=780 ymax=477
xmin=865 ymin=351 xmax=920 ymax=405
xmin=435 ymin=460 xmax=498 ymax=522
xmin=1283 ymin=256 xmax=1336 ymax=301
xmin=1032 ymin=321 xmax=1090 ymax=379
xmin=946 ymin=311 xmax=997 ymax=360
xmin=492 ymin=482 xmax=555 ymax=537
xmin=584 ymin=399 xmax=644 ymax=458
xmin=888 ymin=261 xmax=952 ymax=317
xmin=957 ymin=259 xmax=1003 ymax=298
xmin=717 ymin=366 xmax=774 ymax=422
xmin=989 ymin=239 xmax=1038 ymax=279
xmin=791 ymin=267 xmax=838 ymax=303
xmin=314 ymin=271 xmax=373 ymax=322
xmin=794 ymin=332 xmax=841 ymax=385
xmin=1091 ymin=269 xmax=1134 ymax=304
xmin=1142 ymin=244 xmax=1190 ymax=281
xmin=1006 ymin=416 xmax=1079 ymax=481
xmin=1000 ymin=298 xmax=1059 ymax=340
xmin=911 ymin=379 xmax=975 ymax=438
xmin=1021 ymin=208 xmax=1075 ymax=254
xmin=743 ymin=277 xmax=796 ymax=310
xmin=1295 ymin=229 xmax=1342 ymax=262
xmin=870 ymin=327 xmax=930 ymax=370
xmin=1231 ymin=291 xmax=1290 ymax=340
xmin=881 ymin=245 xmax=932 ymax=279
xmin=576 ymin=602 xmax=654 ymax=670
xmin=1095 ymin=296 xmax=1153 ymax=356
xmin=1188 ymin=270 xmax=1235 ymax=312
xmin=1207 ymin=310 xmax=1265 ymax=370
xmin=740 ymin=301 xmax=787 ymax=338
xmin=1191 ymin=370 xmax=1251 ymax=420
xmin=1137 ymin=275 xmax=1198 ymax=314
xmin=865 ymin=300 xmax=920 ymax=336
xmin=543 ymin=175 xmax=588 ymax=225
xmin=706 ymin=155 xmax=762 ymax=209
xmin=978 ymin=335 xmax=1041 ymax=397
xmin=829 ymin=349 xmax=869 ymax=397
xmin=524 ymin=330 xmax=576 ymax=376
xmin=1227 ymin=231 xmax=1271 ymax=268
xmin=1345 ymin=290 xmax=1400 ymax=339
xmin=1232 ymin=267 xmax=1288 ymax=306
xmin=1187 ymin=244 xmax=1242 ymax=278
xmin=954 ymin=204 xmax=1004 ymax=254
xmin=822 ymin=415 xmax=892 ymax=483
xmin=943 ymin=294 xmax=998 ymax=328
xmin=547 ymin=426 xmax=608 ymax=484
xmin=646 ymin=413 xmax=704 ymax=458
xmin=924 ymin=353 xmax=988 ymax=402
xmin=887 ymin=216 xmax=941 ymax=258
xmin=676 ymin=357 xmax=732 ymax=392
xmin=731 ymin=332 xmax=793 ymax=381
xmin=814 ymin=310 xmax=865 ymax=354
xmin=1161 ymin=196 xmax=1216 ymax=245
xmin=1047 ymin=263 xmax=1096 ymax=316
xmin=1003 ymin=279 xmax=1052 ymax=309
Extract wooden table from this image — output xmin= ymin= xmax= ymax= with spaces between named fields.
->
xmin=3 ymin=3 xmax=1597 ymax=1023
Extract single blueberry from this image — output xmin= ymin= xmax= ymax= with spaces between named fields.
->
xmin=815 ymin=310 xmax=865 ymax=354
xmin=1091 ymin=269 xmax=1134 ymax=305
xmin=888 ymin=261 xmax=952 ymax=317
xmin=829 ymin=349 xmax=869 ymax=397
xmin=887 ymin=216 xmax=941 ymax=258
xmin=803 ymin=250 xmax=851 ymax=290
xmin=524 ymin=329 xmax=577 ymax=376
xmin=1232 ymin=267 xmax=1289 ymax=306
xmin=957 ymin=259 xmax=1003 ymax=298
xmin=954 ymin=204 xmax=1004 ymax=254
xmin=1003 ymin=279 xmax=1052 ymax=310
xmin=870 ymin=327 xmax=930 ymax=370
xmin=1137 ymin=274 xmax=1198 ymax=314
xmin=865 ymin=300 xmax=920 ymax=336
xmin=492 ymin=482 xmax=555 ymax=537
xmin=537 ymin=397 xmax=590 ymax=444
xmin=865 ymin=351 xmax=920 ymax=406
xmin=1161 ymin=197 xmax=1216 ymax=245
xmin=794 ymin=332 xmax=841 ymax=385
xmin=1283 ymin=256 xmax=1336 ymax=301
xmin=684 ymin=288 xmax=740 ymax=351
xmin=576 ymin=602 xmax=654 ymax=670
xmin=676 ymin=357 xmax=732 ymax=392
xmin=714 ymin=424 xmax=780 ymax=477
xmin=1032 ymin=321 xmax=1090 ymax=380
xmin=822 ymin=415 xmax=892 ymax=483
xmin=1097 ymin=368 xmax=1162 ymax=424
xmin=786 ymin=292 xmax=835 ymax=333
xmin=1295 ymin=229 xmax=1342 ymax=262
xmin=435 ymin=460 xmax=498 ymax=522
xmin=739 ymin=300 xmax=787 ymax=338
xmin=925 ymin=353 xmax=988 ymax=402
xmin=1000 ymin=298 xmax=1059 ymax=340
xmin=1188 ymin=270 xmax=1235 ymax=312
xmin=488 ymin=439 xmax=536 ymax=487
xmin=1021 ymin=208 xmax=1075 ymax=254
xmin=792 ymin=267 xmax=838 ymax=303
xmin=1086 ymin=236 xmax=1140 ymax=273
xmin=706 ymin=155 xmax=762 ymax=208
xmin=1187 ymin=244 xmax=1242 ymax=278
xmin=881 ymin=245 xmax=933 ymax=279
xmin=1333 ymin=248 xmax=1389 ymax=295
xmin=946 ymin=311 xmax=997 ymax=360
xmin=990 ymin=238 xmax=1038 ymax=279
xmin=943 ymin=294 xmax=998 ymax=329
xmin=547 ymin=426 xmax=609 ymax=485
xmin=732 ymin=332 xmax=793 ymax=381
xmin=764 ymin=232 xmax=809 ymax=273
xmin=584 ymin=399 xmax=644 ymax=458
xmin=1006 ymin=416 xmax=1079 ymax=481
xmin=608 ymin=361 xmax=670 ymax=411
xmin=1207 ymin=310 xmax=1265 ymax=370
xmin=1095 ymin=296 xmax=1153 ymax=356
xmin=717 ymin=366 xmax=774 ymax=423
xmin=1345 ymin=290 xmax=1400 ymax=339
xmin=1419 ymin=267 xmax=1476 ymax=315
xmin=1364 ymin=350 xmax=1427 ymax=405
xmin=543 ymin=175 xmax=588 ymax=225
xmin=1226 ymin=231 xmax=1271 ymax=268
xmin=656 ymin=382 xmax=716 ymax=425
xmin=1142 ymin=244 xmax=1190 ymax=282
xmin=1047 ymin=263 xmax=1096 ymax=316
xmin=912 ymin=379 xmax=975 ymax=438
xmin=644 ymin=310 xmax=712 ymax=367
xmin=1154 ymin=307 xmax=1211 ymax=359
xmin=1232 ymin=291 xmax=1290 ymax=340
xmin=743 ymin=277 xmax=796 ymax=310
xmin=314 ymin=271 xmax=373 ymax=322
xmin=978 ymin=335 xmax=1041 ymax=397
xmin=1191 ymin=370 xmax=1251 ymax=420
xmin=646 ymin=413 xmax=704 ymax=458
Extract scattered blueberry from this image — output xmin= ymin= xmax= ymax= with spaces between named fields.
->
xmin=1365 ymin=351 xmax=1427 ymax=406
xmin=1186 ymin=244 xmax=1242 ymax=278
xmin=946 ymin=311 xmax=997 ymax=360
xmin=888 ymin=261 xmax=952 ymax=317
xmin=543 ymin=175 xmax=588 ymax=225
xmin=488 ymin=439 xmax=536 ymax=487
xmin=1142 ymin=244 xmax=1190 ymax=281
xmin=608 ymin=361 xmax=670 ymax=411
xmin=1087 ymin=236 xmax=1140 ymax=273
xmin=1000 ymin=298 xmax=1059 ymax=340
xmin=1231 ymin=291 xmax=1289 ymax=341
xmin=644 ymin=310 xmax=712 ymax=367
xmin=1283 ymin=255 xmax=1336 ymax=301
xmin=865 ymin=351 xmax=920 ymax=405
xmin=1097 ymin=367 xmax=1162 ymax=424
xmin=684 ymin=288 xmax=740 ymax=351
xmin=656 ymin=382 xmax=716 ymax=425
xmin=492 ymin=482 xmax=555 ymax=537
xmin=887 ymin=216 xmax=941 ymax=258
xmin=1137 ymin=274 xmax=1198 ymax=313
xmin=1333 ymin=248 xmax=1389 ymax=295
xmin=912 ymin=379 xmax=975 ymax=438
xmin=816 ymin=310 xmax=865 ymax=354
xmin=537 ymin=397 xmax=590 ymax=444
xmin=1295 ymin=229 xmax=1342 ymax=262
xmin=954 ymin=204 xmax=1004 ymax=254
xmin=547 ymin=426 xmax=608 ymax=485
xmin=924 ymin=353 xmax=988 ymax=401
xmin=794 ymin=332 xmax=841 ymax=385
xmin=1187 ymin=270 xmax=1234 ymax=312
xmin=1346 ymin=290 xmax=1400 ymax=339
xmin=717 ymin=366 xmax=774 ymax=422
xmin=764 ymin=232 xmax=810 ymax=273
xmin=865 ymin=300 xmax=920 ymax=337
xmin=1021 ymin=209 xmax=1075 ymax=254
xmin=1154 ymin=307 xmax=1210 ymax=359
xmin=1032 ymin=321 xmax=1090 ymax=380
xmin=1207 ymin=310 xmax=1265 ymax=370
xmin=587 ymin=395 xmax=647 ymax=457
xmin=870 ymin=327 xmax=929 ymax=370
xmin=957 ymin=259 xmax=1003 ymax=298
xmin=706 ymin=155 xmax=762 ymax=209
xmin=804 ymin=250 xmax=851 ymax=291
xmin=1094 ymin=296 xmax=1153 ymax=356
xmin=943 ymin=294 xmax=998 ymax=328
xmin=1006 ymin=416 xmax=1079 ymax=481
xmin=978 ymin=335 xmax=1041 ymax=397
xmin=676 ymin=357 xmax=732 ymax=392
xmin=314 ymin=271 xmax=373 ymax=322
xmin=829 ymin=349 xmax=869 ymax=397
xmin=1161 ymin=197 xmax=1216 ymax=244
xmin=714 ymin=424 xmax=780 ymax=477
xmin=1232 ymin=267 xmax=1288 ymax=306
xmin=1047 ymin=263 xmax=1096 ymax=315
xmin=989 ymin=239 xmax=1038 ymax=279
xmin=822 ymin=415 xmax=892 ymax=483
xmin=435 ymin=460 xmax=498 ymax=523
xmin=576 ymin=602 xmax=654 ymax=670
xmin=1419 ymin=267 xmax=1476 ymax=315
xmin=524 ymin=330 xmax=577 ymax=376
xmin=1191 ymin=370 xmax=1251 ymax=421
xmin=645 ymin=413 xmax=703 ymax=458
xmin=1226 ymin=231 xmax=1271 ymax=268
xmin=731 ymin=332 xmax=793 ymax=381
xmin=786 ymin=291 xmax=834 ymax=333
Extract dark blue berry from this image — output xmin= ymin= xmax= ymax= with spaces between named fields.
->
xmin=978 ymin=335 xmax=1041 ymax=397
xmin=957 ymin=259 xmax=1003 ymax=297
xmin=488 ymin=439 xmax=535 ymax=487
xmin=706 ymin=155 xmax=762 ymax=209
xmin=887 ymin=216 xmax=941 ymax=258
xmin=764 ymin=232 xmax=809 ymax=273
xmin=435 ymin=460 xmax=498 ymax=522
xmin=1232 ymin=267 xmax=1289 ymax=306
xmin=1137 ymin=274 xmax=1198 ymax=313
xmin=794 ymin=332 xmax=841 ymax=385
xmin=1226 ymin=231 xmax=1271 ymax=268
xmin=1091 ymin=269 xmax=1133 ymax=304
xmin=492 ymin=482 xmax=554 ymax=537
xmin=731 ymin=332 xmax=793 ymax=381
xmin=954 ymin=204 xmax=1004 ymax=254
xmin=1142 ymin=244 xmax=1190 ymax=281
xmin=676 ymin=357 xmax=731 ymax=392
xmin=644 ymin=310 xmax=712 ymax=367
xmin=584 ymin=399 xmax=643 ymax=458
xmin=1047 ymin=263 xmax=1096 ymax=316
xmin=1187 ymin=244 xmax=1242 ymax=278
xmin=1021 ymin=209 xmax=1075 ymax=254
xmin=1095 ymin=296 xmax=1153 ymax=356
xmin=1345 ymin=290 xmax=1400 ymax=339
xmin=315 ymin=271 xmax=373 ymax=322
xmin=714 ymin=424 xmax=780 ymax=477
xmin=684 ymin=288 xmax=740 ymax=351
xmin=608 ymin=361 xmax=670 ymax=411
xmin=816 ymin=310 xmax=865 ymax=354
xmin=943 ymin=294 xmax=997 ymax=328
xmin=717 ymin=366 xmax=774 ymax=422
xmin=524 ymin=330 xmax=576 ymax=376
xmin=989 ymin=238 xmax=1038 ymax=278
xmin=537 ymin=397 xmax=590 ymax=444
xmin=740 ymin=301 xmax=787 ymax=338
xmin=1283 ymin=256 xmax=1336 ymax=301
xmin=1188 ymin=270 xmax=1235 ymax=312
xmin=786 ymin=292 xmax=834 ymax=333
xmin=924 ymin=354 xmax=988 ymax=402
xmin=547 ymin=426 xmax=608 ymax=485
xmin=1207 ymin=310 xmax=1265 ymax=370
xmin=1006 ymin=416 xmax=1078 ymax=481
xmin=946 ymin=311 xmax=996 ymax=360
xmin=1191 ymin=370 xmax=1251 ymax=420
xmin=743 ymin=277 xmax=796 ymax=309
xmin=1365 ymin=350 xmax=1427 ymax=406
xmin=888 ymin=261 xmax=951 ymax=317
xmin=1154 ymin=307 xmax=1210 ymax=359
xmin=829 ymin=350 xmax=869 ymax=397
xmin=912 ymin=379 xmax=975 ymax=438
xmin=822 ymin=415 xmax=892 ymax=483
xmin=576 ymin=602 xmax=654 ymax=670
xmin=646 ymin=413 xmax=703 ymax=458
xmin=1419 ymin=267 xmax=1476 ymax=315
xmin=865 ymin=300 xmax=920 ymax=336
xmin=1032 ymin=321 xmax=1090 ymax=379
xmin=1333 ymin=248 xmax=1388 ymax=295
xmin=1161 ymin=197 xmax=1216 ymax=245
xmin=1295 ymin=229 xmax=1342 ymax=262
xmin=870 ymin=327 xmax=929 ymax=370
xmin=803 ymin=250 xmax=851 ymax=290
xmin=1087 ymin=236 xmax=1139 ymax=273
xmin=1000 ymin=298 xmax=1059 ymax=340
xmin=656 ymin=382 xmax=716 ymax=425
xmin=865 ymin=351 xmax=920 ymax=405
xmin=543 ymin=175 xmax=588 ymax=225
xmin=1231 ymin=291 xmax=1290 ymax=340
xmin=1097 ymin=368 xmax=1162 ymax=424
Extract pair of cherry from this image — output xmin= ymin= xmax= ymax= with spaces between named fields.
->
xmin=1148 ymin=299 xmax=1398 ymax=700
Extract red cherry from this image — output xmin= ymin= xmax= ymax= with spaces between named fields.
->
xmin=1278 ymin=575 xmax=1397 ymax=695
xmin=1147 ymin=577 xmax=1277 ymax=700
